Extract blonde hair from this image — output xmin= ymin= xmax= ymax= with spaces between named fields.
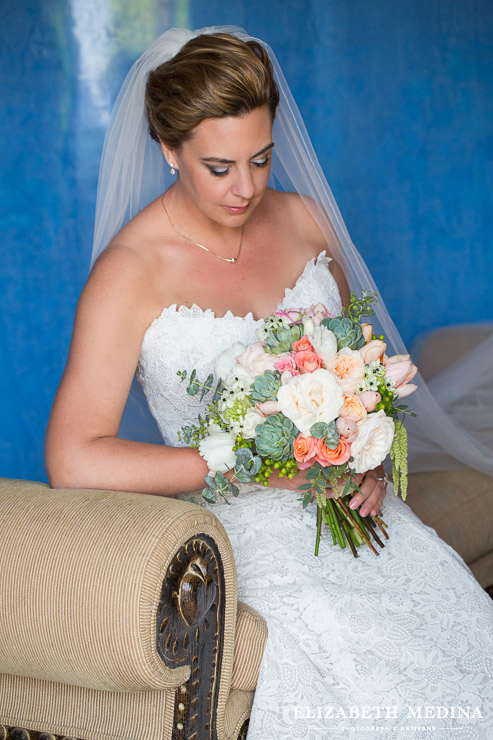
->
xmin=145 ymin=33 xmax=279 ymax=149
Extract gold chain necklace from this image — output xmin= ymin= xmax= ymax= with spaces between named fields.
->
xmin=161 ymin=195 xmax=244 ymax=264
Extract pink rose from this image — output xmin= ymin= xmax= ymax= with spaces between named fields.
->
xmin=336 ymin=417 xmax=359 ymax=443
xmin=274 ymin=308 xmax=304 ymax=324
xmin=358 ymin=390 xmax=381 ymax=412
xmin=359 ymin=339 xmax=386 ymax=364
xmin=293 ymin=349 xmax=325 ymax=373
xmin=305 ymin=302 xmax=331 ymax=326
xmin=274 ymin=355 xmax=300 ymax=376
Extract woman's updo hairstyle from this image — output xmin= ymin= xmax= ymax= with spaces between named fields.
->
xmin=145 ymin=33 xmax=279 ymax=149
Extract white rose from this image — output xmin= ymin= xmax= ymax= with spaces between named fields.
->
xmin=237 ymin=342 xmax=279 ymax=376
xmin=198 ymin=424 xmax=236 ymax=473
xmin=309 ymin=324 xmax=338 ymax=367
xmin=277 ymin=368 xmax=344 ymax=436
xmin=215 ymin=342 xmax=246 ymax=381
xmin=241 ymin=408 xmax=267 ymax=439
xmin=349 ymin=410 xmax=395 ymax=474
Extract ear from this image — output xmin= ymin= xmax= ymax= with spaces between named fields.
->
xmin=159 ymin=141 xmax=176 ymax=168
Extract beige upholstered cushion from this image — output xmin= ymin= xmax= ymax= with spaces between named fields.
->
xmin=407 ymin=470 xmax=493 ymax=580
xmin=231 ymin=602 xmax=268 ymax=692
xmin=412 ymin=322 xmax=493 ymax=380
xmin=0 ymin=675 xmax=175 ymax=740
xmin=0 ymin=479 xmax=237 ymax=693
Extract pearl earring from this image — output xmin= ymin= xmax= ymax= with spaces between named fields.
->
xmin=169 ymin=162 xmax=176 ymax=175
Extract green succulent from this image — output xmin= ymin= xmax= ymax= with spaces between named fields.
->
xmin=255 ymin=414 xmax=298 ymax=461
xmin=250 ymin=370 xmax=282 ymax=402
xmin=261 ymin=322 xmax=304 ymax=354
xmin=322 ymin=316 xmax=365 ymax=350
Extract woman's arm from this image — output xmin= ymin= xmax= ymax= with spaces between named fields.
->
xmin=45 ymin=246 xmax=209 ymax=495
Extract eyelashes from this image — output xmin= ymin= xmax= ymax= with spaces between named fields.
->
xmin=207 ymin=156 xmax=271 ymax=178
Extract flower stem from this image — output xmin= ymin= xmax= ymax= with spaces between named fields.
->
xmin=315 ymin=504 xmax=322 ymax=556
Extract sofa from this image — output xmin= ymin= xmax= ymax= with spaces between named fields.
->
xmin=0 ymin=479 xmax=268 ymax=740
xmin=407 ymin=323 xmax=493 ymax=588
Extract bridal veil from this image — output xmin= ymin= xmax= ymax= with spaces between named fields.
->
xmin=90 ymin=25 xmax=493 ymax=477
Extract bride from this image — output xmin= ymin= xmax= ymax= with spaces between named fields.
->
xmin=45 ymin=27 xmax=493 ymax=739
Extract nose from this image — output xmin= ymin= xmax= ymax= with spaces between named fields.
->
xmin=231 ymin=166 xmax=255 ymax=200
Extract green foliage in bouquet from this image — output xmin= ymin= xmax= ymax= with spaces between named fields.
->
xmin=255 ymin=414 xmax=298 ymax=461
xmin=345 ymin=290 xmax=377 ymax=321
xmin=310 ymin=421 xmax=339 ymax=448
xmin=261 ymin=317 xmax=304 ymax=354
xmin=390 ymin=420 xmax=408 ymax=500
xmin=250 ymin=370 xmax=282 ymax=402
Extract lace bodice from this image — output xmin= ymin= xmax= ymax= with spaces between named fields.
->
xmin=137 ymin=251 xmax=341 ymax=446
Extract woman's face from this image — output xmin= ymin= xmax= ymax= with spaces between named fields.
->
xmin=163 ymin=105 xmax=274 ymax=228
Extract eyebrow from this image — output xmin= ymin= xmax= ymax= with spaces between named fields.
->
xmin=201 ymin=142 xmax=274 ymax=164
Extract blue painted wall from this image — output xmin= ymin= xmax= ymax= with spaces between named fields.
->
xmin=1 ymin=0 xmax=492 ymax=481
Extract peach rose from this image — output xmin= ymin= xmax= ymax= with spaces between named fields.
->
xmin=336 ymin=417 xmax=359 ymax=443
xmin=293 ymin=435 xmax=319 ymax=470
xmin=292 ymin=335 xmax=314 ymax=352
xmin=315 ymin=438 xmax=351 ymax=467
xmin=359 ymin=339 xmax=386 ymax=364
xmin=328 ymin=348 xmax=365 ymax=393
xmin=293 ymin=350 xmax=325 ymax=374
xmin=340 ymin=393 xmax=367 ymax=423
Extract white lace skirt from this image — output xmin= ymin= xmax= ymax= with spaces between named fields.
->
xmin=206 ymin=485 xmax=493 ymax=739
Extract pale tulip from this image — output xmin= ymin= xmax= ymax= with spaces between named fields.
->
xmin=361 ymin=323 xmax=373 ymax=343
xmin=358 ymin=390 xmax=381 ymax=412
xmin=384 ymin=354 xmax=417 ymax=389
xmin=359 ymin=339 xmax=386 ymax=364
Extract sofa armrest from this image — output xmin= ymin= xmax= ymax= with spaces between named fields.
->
xmin=0 ymin=478 xmax=237 ymax=698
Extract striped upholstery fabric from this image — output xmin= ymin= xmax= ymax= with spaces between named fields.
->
xmin=0 ymin=479 xmax=267 ymax=740
xmin=0 ymin=675 xmax=175 ymax=740
xmin=231 ymin=602 xmax=268 ymax=692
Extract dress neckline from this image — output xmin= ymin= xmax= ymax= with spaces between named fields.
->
xmin=145 ymin=250 xmax=330 ymax=334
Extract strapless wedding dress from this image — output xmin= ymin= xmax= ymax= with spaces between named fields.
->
xmin=137 ymin=253 xmax=493 ymax=739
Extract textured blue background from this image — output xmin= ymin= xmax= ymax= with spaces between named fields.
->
xmin=1 ymin=0 xmax=492 ymax=482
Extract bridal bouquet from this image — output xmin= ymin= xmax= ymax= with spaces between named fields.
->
xmin=178 ymin=292 xmax=418 ymax=557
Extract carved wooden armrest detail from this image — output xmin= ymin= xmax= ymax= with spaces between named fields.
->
xmin=156 ymin=533 xmax=225 ymax=740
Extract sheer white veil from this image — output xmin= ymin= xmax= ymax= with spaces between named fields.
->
xmin=91 ymin=25 xmax=493 ymax=475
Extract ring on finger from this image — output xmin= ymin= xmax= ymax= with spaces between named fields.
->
xmin=377 ymin=474 xmax=389 ymax=486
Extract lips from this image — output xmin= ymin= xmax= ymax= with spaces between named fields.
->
xmin=223 ymin=204 xmax=250 ymax=215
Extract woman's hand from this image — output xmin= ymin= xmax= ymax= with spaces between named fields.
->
xmin=266 ymin=463 xmax=388 ymax=518
xmin=347 ymin=465 xmax=387 ymax=517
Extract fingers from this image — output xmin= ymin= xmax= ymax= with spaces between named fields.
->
xmin=349 ymin=471 xmax=386 ymax=517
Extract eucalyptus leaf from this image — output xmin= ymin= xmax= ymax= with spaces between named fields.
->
xmin=235 ymin=469 xmax=252 ymax=483
xmin=310 ymin=422 xmax=330 ymax=439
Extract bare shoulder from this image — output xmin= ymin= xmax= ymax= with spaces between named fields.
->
xmin=263 ymin=189 xmax=337 ymax=255
xmin=263 ymin=189 xmax=350 ymax=307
